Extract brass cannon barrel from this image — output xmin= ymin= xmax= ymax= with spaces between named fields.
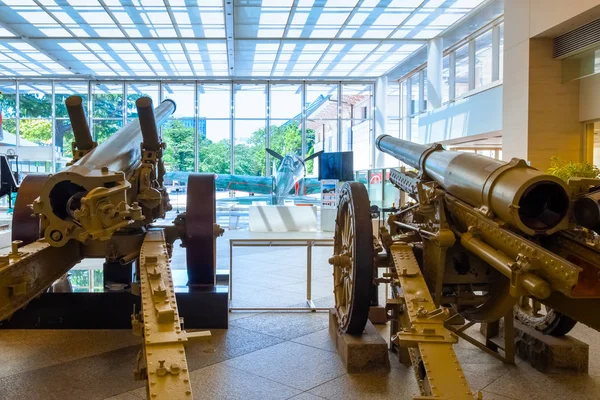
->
xmin=73 ymin=98 xmax=175 ymax=179
xmin=376 ymin=134 xmax=571 ymax=235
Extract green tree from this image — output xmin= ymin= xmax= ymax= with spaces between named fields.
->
xmin=198 ymin=138 xmax=230 ymax=174
xmin=19 ymin=119 xmax=52 ymax=144
xmin=162 ymin=119 xmax=195 ymax=172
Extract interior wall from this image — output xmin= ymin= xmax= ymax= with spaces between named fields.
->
xmin=418 ymin=85 xmax=503 ymax=145
xmin=527 ymin=38 xmax=580 ymax=170
xmin=503 ymin=0 xmax=598 ymax=170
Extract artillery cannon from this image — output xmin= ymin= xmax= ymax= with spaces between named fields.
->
xmin=331 ymin=134 xmax=600 ymax=399
xmin=0 ymin=96 xmax=224 ymax=399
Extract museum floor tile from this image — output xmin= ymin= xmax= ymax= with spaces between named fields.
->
xmin=1 ymin=234 xmax=600 ymax=399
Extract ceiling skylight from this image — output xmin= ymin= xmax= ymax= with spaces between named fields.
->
xmin=0 ymin=0 xmax=486 ymax=78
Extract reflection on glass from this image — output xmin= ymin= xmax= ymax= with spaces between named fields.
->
xmin=455 ymin=43 xmax=469 ymax=98
xmin=308 ymin=119 xmax=337 ymax=154
xmin=368 ymin=169 xmax=383 ymax=209
xmin=383 ymin=169 xmax=398 ymax=208
xmin=475 ymin=30 xmax=493 ymax=88
xmin=442 ymin=55 xmax=450 ymax=103
xmin=422 ymin=68 xmax=428 ymax=112
xmin=341 ymin=83 xmax=372 ymax=120
xmin=499 ymin=23 xmax=504 ymax=80
xmin=410 ymin=74 xmax=419 ymax=115
xmin=410 ymin=116 xmax=419 ymax=143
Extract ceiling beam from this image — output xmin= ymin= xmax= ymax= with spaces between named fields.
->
xmin=98 ymin=0 xmax=160 ymax=77
xmin=0 ymin=11 xmax=77 ymax=76
xmin=0 ymin=36 xmax=428 ymax=44
xmin=224 ymin=0 xmax=235 ymax=76
xmin=0 ymin=75 xmax=378 ymax=82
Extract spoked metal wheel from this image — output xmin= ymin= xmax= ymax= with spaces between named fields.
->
xmin=514 ymin=297 xmax=576 ymax=336
xmin=331 ymin=182 xmax=373 ymax=334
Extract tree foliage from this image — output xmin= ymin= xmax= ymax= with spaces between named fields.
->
xmin=547 ymin=157 xmax=600 ymax=182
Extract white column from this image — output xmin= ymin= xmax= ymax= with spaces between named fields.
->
xmin=374 ymin=76 xmax=387 ymax=168
xmin=427 ymin=37 xmax=443 ymax=109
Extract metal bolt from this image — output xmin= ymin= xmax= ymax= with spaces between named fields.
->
xmin=11 ymin=240 xmax=22 ymax=256
xmin=50 ymin=230 xmax=63 ymax=242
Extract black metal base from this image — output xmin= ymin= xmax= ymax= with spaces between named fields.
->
xmin=0 ymin=285 xmax=229 ymax=330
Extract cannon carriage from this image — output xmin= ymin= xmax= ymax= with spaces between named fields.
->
xmin=331 ymin=134 xmax=600 ymax=399
xmin=0 ymin=95 xmax=226 ymax=399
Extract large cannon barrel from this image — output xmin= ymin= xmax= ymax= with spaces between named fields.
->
xmin=65 ymin=96 xmax=94 ymax=151
xmin=376 ymin=134 xmax=571 ymax=235
xmin=70 ymin=98 xmax=175 ymax=178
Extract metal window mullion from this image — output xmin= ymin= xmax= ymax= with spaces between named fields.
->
xmin=397 ymin=80 xmax=401 ymax=139
xmin=492 ymin=25 xmax=500 ymax=82
xmin=51 ymin=81 xmax=56 ymax=173
xmin=405 ymin=79 xmax=411 ymax=142
xmin=230 ymin=81 xmax=234 ymax=174
xmin=122 ymin=82 xmax=127 ymax=127
xmin=449 ymin=51 xmax=456 ymax=101
xmin=194 ymin=81 xmax=199 ymax=173
xmin=88 ymin=81 xmax=93 ymax=140
xmin=468 ymin=39 xmax=476 ymax=90
xmin=301 ymin=81 xmax=306 ymax=160
xmin=418 ymin=70 xmax=425 ymax=113
xmin=266 ymin=81 xmax=271 ymax=177
xmin=15 ymin=81 xmax=19 ymax=148
xmin=337 ymin=82 xmax=342 ymax=152
xmin=158 ymin=81 xmax=163 ymax=139
xmin=370 ymin=82 xmax=375 ymax=169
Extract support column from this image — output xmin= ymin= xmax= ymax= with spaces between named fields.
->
xmin=427 ymin=37 xmax=443 ymax=110
xmin=374 ymin=76 xmax=387 ymax=168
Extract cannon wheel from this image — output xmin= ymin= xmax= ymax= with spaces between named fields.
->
xmin=185 ymin=173 xmax=217 ymax=286
xmin=12 ymin=174 xmax=49 ymax=245
xmin=332 ymin=182 xmax=373 ymax=334
xmin=514 ymin=297 xmax=577 ymax=336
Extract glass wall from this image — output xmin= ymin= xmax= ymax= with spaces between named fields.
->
xmin=233 ymin=83 xmax=266 ymax=176
xmin=18 ymin=83 xmax=52 ymax=173
xmin=55 ymin=82 xmax=88 ymax=170
xmin=162 ymin=82 xmax=195 ymax=173
xmin=269 ymin=83 xmax=303 ymax=172
xmin=389 ymin=18 xmax=504 ymax=145
xmin=306 ymin=83 xmax=338 ymax=160
xmin=1 ymin=80 xmax=373 ymax=185
xmin=198 ymin=83 xmax=231 ymax=174
xmin=342 ymin=83 xmax=372 ymax=170
xmin=92 ymin=82 xmax=123 ymax=145
xmin=475 ymin=30 xmax=493 ymax=88
xmin=454 ymin=43 xmax=470 ymax=98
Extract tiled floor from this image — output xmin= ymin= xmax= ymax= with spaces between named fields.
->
xmin=1 ymin=230 xmax=600 ymax=399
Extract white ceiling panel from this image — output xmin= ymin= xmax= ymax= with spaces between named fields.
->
xmin=0 ymin=0 xmax=486 ymax=78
